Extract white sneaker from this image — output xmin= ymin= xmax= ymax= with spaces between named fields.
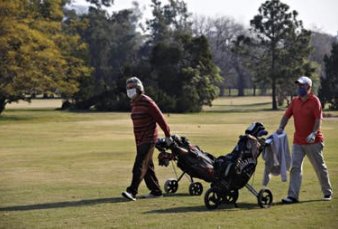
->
xmin=122 ymin=191 xmax=136 ymax=201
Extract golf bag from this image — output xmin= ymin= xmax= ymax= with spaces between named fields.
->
xmin=213 ymin=134 xmax=261 ymax=190
xmin=156 ymin=135 xmax=215 ymax=195
xmin=204 ymin=122 xmax=273 ymax=209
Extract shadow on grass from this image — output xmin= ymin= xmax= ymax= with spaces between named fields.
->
xmin=0 ymin=193 xmax=191 ymax=212
xmin=0 ymin=114 xmax=35 ymax=122
xmin=203 ymin=109 xmax=275 ymax=114
xmin=0 ymin=109 xmax=59 ymax=122
xmin=163 ymin=193 xmax=192 ymax=198
xmin=272 ymin=199 xmax=323 ymax=206
xmin=0 ymin=195 xmax=324 ymax=212
xmin=145 ymin=199 xmax=325 ymax=214
xmin=211 ymin=102 xmax=271 ymax=107
xmin=145 ymin=202 xmax=261 ymax=214
xmin=0 ymin=197 xmax=126 ymax=212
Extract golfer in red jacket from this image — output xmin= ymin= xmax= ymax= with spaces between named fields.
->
xmin=122 ymin=77 xmax=172 ymax=201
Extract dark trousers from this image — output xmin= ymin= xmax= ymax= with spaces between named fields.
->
xmin=127 ymin=143 xmax=162 ymax=196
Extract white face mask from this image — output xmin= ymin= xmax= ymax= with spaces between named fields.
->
xmin=127 ymin=88 xmax=137 ymax=99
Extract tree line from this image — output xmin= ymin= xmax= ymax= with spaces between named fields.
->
xmin=0 ymin=0 xmax=337 ymax=114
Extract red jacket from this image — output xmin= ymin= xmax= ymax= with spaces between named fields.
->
xmin=130 ymin=94 xmax=170 ymax=145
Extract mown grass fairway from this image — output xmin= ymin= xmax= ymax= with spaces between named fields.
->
xmin=1 ymin=97 xmax=337 ymax=228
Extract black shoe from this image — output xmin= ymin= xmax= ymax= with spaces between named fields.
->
xmin=143 ymin=193 xmax=163 ymax=199
xmin=139 ymin=190 xmax=163 ymax=199
xmin=281 ymin=196 xmax=298 ymax=204
xmin=323 ymin=194 xmax=332 ymax=201
xmin=122 ymin=191 xmax=136 ymax=201
xmin=150 ymin=190 xmax=163 ymax=196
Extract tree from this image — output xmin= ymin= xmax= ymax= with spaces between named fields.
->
xmin=318 ymin=42 xmax=338 ymax=110
xmin=141 ymin=0 xmax=221 ymax=112
xmin=147 ymin=34 xmax=221 ymax=112
xmin=67 ymin=1 xmax=143 ymax=110
xmin=146 ymin=0 xmax=191 ymax=44
xmin=85 ymin=0 xmax=114 ymax=8
xmin=61 ymin=0 xmax=220 ymax=113
xmin=233 ymin=34 xmax=272 ymax=96
xmin=308 ymin=31 xmax=336 ymax=93
xmin=309 ymin=31 xmax=336 ymax=66
xmin=0 ymin=0 xmax=91 ymax=114
xmin=275 ymin=27 xmax=315 ymax=106
xmin=249 ymin=0 xmax=312 ymax=109
xmin=192 ymin=15 xmax=249 ymax=96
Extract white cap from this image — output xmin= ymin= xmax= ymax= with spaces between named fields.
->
xmin=295 ymin=76 xmax=312 ymax=87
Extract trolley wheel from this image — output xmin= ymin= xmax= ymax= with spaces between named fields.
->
xmin=164 ymin=179 xmax=178 ymax=193
xmin=204 ymin=188 xmax=222 ymax=210
xmin=257 ymin=188 xmax=273 ymax=208
xmin=223 ymin=189 xmax=239 ymax=204
xmin=189 ymin=182 xmax=203 ymax=196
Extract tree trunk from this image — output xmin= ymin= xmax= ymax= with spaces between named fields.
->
xmin=0 ymin=97 xmax=6 ymax=114
xmin=272 ymin=77 xmax=278 ymax=110
xmin=219 ymin=84 xmax=225 ymax=96
xmin=234 ymin=56 xmax=245 ymax=96
xmin=237 ymin=74 xmax=245 ymax=96
xmin=271 ymin=41 xmax=278 ymax=110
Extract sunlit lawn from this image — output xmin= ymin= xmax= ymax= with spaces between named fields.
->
xmin=1 ymin=97 xmax=337 ymax=228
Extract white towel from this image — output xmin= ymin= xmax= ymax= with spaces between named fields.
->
xmin=262 ymin=132 xmax=291 ymax=186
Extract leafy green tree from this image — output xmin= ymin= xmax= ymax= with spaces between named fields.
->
xmin=0 ymin=0 xmax=91 ymax=114
xmin=318 ymin=42 xmax=338 ymax=110
xmin=275 ymin=27 xmax=315 ymax=105
xmin=86 ymin=0 xmax=114 ymax=8
xmin=250 ymin=0 xmax=312 ymax=109
xmin=142 ymin=0 xmax=221 ymax=112
xmin=67 ymin=2 xmax=143 ymax=110
xmin=63 ymin=0 xmax=220 ymax=113
xmin=148 ymin=34 xmax=221 ymax=112
xmin=147 ymin=0 xmax=191 ymax=43
xmin=232 ymin=33 xmax=271 ymax=97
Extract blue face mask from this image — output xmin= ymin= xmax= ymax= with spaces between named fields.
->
xmin=297 ymin=87 xmax=307 ymax=97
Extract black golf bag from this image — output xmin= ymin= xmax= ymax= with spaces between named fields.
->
xmin=213 ymin=134 xmax=261 ymax=190
xmin=204 ymin=122 xmax=274 ymax=209
xmin=156 ymin=135 xmax=215 ymax=195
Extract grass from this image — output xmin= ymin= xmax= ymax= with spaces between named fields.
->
xmin=0 ymin=96 xmax=337 ymax=228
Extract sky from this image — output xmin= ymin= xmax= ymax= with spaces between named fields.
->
xmin=72 ymin=0 xmax=338 ymax=36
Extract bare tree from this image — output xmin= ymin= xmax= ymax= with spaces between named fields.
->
xmin=309 ymin=31 xmax=336 ymax=75
xmin=192 ymin=15 xmax=250 ymax=96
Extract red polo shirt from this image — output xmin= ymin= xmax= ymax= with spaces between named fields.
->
xmin=131 ymin=94 xmax=170 ymax=146
xmin=284 ymin=93 xmax=324 ymax=144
